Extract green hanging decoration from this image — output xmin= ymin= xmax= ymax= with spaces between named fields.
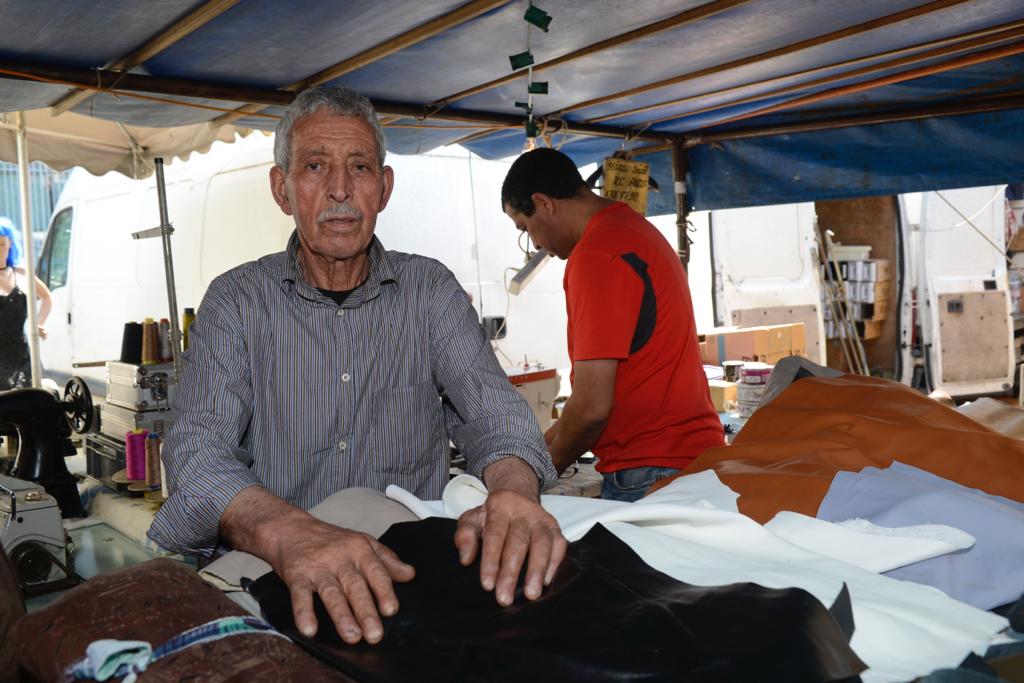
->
xmin=523 ymin=5 xmax=552 ymax=32
xmin=509 ymin=50 xmax=535 ymax=71
xmin=517 ymin=4 xmax=552 ymax=144
xmin=525 ymin=117 xmax=540 ymax=138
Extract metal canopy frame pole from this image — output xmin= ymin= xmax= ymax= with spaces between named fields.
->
xmin=154 ymin=159 xmax=182 ymax=374
xmin=672 ymin=143 xmax=691 ymax=271
xmin=14 ymin=112 xmax=42 ymax=388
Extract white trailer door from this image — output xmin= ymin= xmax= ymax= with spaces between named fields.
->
xmin=710 ymin=203 xmax=826 ymax=364
xmin=919 ymin=186 xmax=1013 ymax=397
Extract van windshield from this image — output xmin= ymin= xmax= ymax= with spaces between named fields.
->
xmin=39 ymin=207 xmax=72 ymax=289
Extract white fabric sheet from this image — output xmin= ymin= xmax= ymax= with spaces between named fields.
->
xmin=765 ymin=512 xmax=975 ymax=573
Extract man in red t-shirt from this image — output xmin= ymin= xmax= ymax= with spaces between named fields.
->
xmin=501 ymin=148 xmax=724 ymax=501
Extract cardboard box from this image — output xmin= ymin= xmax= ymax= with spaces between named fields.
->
xmin=867 ymin=280 xmax=890 ymax=303
xmin=856 ymin=320 xmax=883 ymax=340
xmin=865 ymin=258 xmax=891 ymax=282
xmin=707 ymin=379 xmax=737 ymax=413
xmin=865 ymin=299 xmax=888 ymax=322
xmin=790 ymin=323 xmax=806 ymax=356
xmin=701 ymin=325 xmax=781 ymax=364
xmin=700 ymin=323 xmax=806 ymax=364
xmin=1009 ymin=229 xmax=1024 ymax=253
xmin=849 ymin=280 xmax=891 ymax=304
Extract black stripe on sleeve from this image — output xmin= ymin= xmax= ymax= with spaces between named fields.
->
xmin=621 ymin=252 xmax=656 ymax=354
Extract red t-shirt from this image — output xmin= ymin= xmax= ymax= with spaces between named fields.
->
xmin=564 ymin=202 xmax=724 ymax=473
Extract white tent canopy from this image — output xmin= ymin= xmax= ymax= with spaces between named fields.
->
xmin=0 ymin=108 xmax=251 ymax=180
xmin=0 ymin=109 xmax=253 ymax=388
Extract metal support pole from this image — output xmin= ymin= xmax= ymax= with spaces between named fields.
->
xmin=14 ymin=112 xmax=42 ymax=388
xmin=671 ymin=143 xmax=691 ymax=270
xmin=153 ymin=158 xmax=182 ymax=375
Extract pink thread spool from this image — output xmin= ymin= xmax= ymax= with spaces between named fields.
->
xmin=125 ymin=429 xmax=148 ymax=481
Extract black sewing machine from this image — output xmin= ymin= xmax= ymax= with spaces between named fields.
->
xmin=0 ymin=378 xmax=94 ymax=518
xmin=0 ymin=379 xmax=93 ymax=594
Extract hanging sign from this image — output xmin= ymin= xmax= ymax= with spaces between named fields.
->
xmin=602 ymin=157 xmax=649 ymax=215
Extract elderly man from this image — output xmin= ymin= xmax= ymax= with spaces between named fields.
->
xmin=501 ymin=148 xmax=724 ymax=502
xmin=149 ymin=86 xmax=565 ymax=645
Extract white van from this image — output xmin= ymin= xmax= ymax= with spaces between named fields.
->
xmin=704 ymin=186 xmax=1016 ymax=398
xmin=35 ymin=134 xmax=573 ymax=395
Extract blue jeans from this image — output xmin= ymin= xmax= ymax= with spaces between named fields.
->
xmin=601 ymin=466 xmax=681 ymax=502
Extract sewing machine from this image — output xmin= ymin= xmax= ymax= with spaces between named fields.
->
xmin=0 ymin=378 xmax=93 ymax=594
xmin=506 ymin=361 xmax=560 ymax=432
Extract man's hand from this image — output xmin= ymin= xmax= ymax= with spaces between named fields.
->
xmin=455 ymin=458 xmax=567 ymax=606
xmin=220 ymin=487 xmax=414 ymax=645
xmin=268 ymin=518 xmax=415 ymax=644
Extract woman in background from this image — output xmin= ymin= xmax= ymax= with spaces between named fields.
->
xmin=0 ymin=217 xmax=51 ymax=390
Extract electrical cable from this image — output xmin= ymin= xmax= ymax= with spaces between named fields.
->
xmin=465 ymin=152 xmax=485 ymax=318
xmin=933 ymin=189 xmax=1012 ymax=265
xmin=491 ymin=267 xmax=519 ymax=368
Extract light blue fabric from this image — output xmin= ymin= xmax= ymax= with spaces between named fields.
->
xmin=65 ymin=640 xmax=151 ymax=682
xmin=601 ymin=466 xmax=680 ymax=503
xmin=64 ymin=616 xmax=287 ymax=682
xmin=817 ymin=461 xmax=1024 ymax=610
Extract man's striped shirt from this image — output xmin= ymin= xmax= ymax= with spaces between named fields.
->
xmin=148 ymin=232 xmax=556 ymax=556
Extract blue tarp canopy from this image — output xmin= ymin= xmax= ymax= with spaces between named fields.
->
xmin=1 ymin=0 xmax=1023 ymax=210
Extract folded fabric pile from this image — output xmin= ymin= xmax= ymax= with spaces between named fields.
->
xmin=387 ymin=473 xmax=1008 ymax=683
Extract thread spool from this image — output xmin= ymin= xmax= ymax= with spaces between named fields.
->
xmin=158 ymin=318 xmax=172 ymax=362
xmin=182 ymin=307 xmax=196 ymax=352
xmin=160 ymin=461 xmax=169 ymax=499
xmin=722 ymin=360 xmax=744 ymax=383
xmin=141 ymin=318 xmax=159 ymax=365
xmin=158 ymin=462 xmax=168 ymax=499
xmin=736 ymin=362 xmax=774 ymax=418
xmin=120 ymin=322 xmax=143 ymax=363
xmin=145 ymin=432 xmax=162 ymax=487
xmin=738 ymin=362 xmax=773 ymax=385
xmin=125 ymin=429 xmax=148 ymax=481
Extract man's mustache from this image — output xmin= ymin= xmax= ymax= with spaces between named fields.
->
xmin=317 ymin=203 xmax=363 ymax=222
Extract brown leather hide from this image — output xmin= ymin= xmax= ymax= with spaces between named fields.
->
xmin=653 ymin=375 xmax=1024 ymax=523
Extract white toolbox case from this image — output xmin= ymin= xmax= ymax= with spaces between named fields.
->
xmin=105 ymin=361 xmax=177 ymax=412
xmin=99 ymin=401 xmax=176 ymax=440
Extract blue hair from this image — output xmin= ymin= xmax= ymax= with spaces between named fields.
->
xmin=0 ymin=217 xmax=21 ymax=268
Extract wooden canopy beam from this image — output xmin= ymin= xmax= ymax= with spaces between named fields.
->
xmin=49 ymin=0 xmax=243 ymax=116
xmin=708 ymin=39 xmax=1024 ymax=129
xmin=0 ymin=60 xmax=683 ymax=144
xmin=554 ymin=0 xmax=975 ymax=118
xmin=683 ymin=91 xmax=1024 ymax=147
xmin=208 ymin=0 xmax=509 ymax=128
xmin=429 ymin=0 xmax=755 ymax=109
xmin=586 ymin=18 xmax=1024 ymax=126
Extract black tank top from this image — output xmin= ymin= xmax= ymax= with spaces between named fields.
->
xmin=0 ymin=281 xmax=30 ymax=389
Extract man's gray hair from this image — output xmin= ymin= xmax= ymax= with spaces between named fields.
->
xmin=274 ymin=86 xmax=387 ymax=172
